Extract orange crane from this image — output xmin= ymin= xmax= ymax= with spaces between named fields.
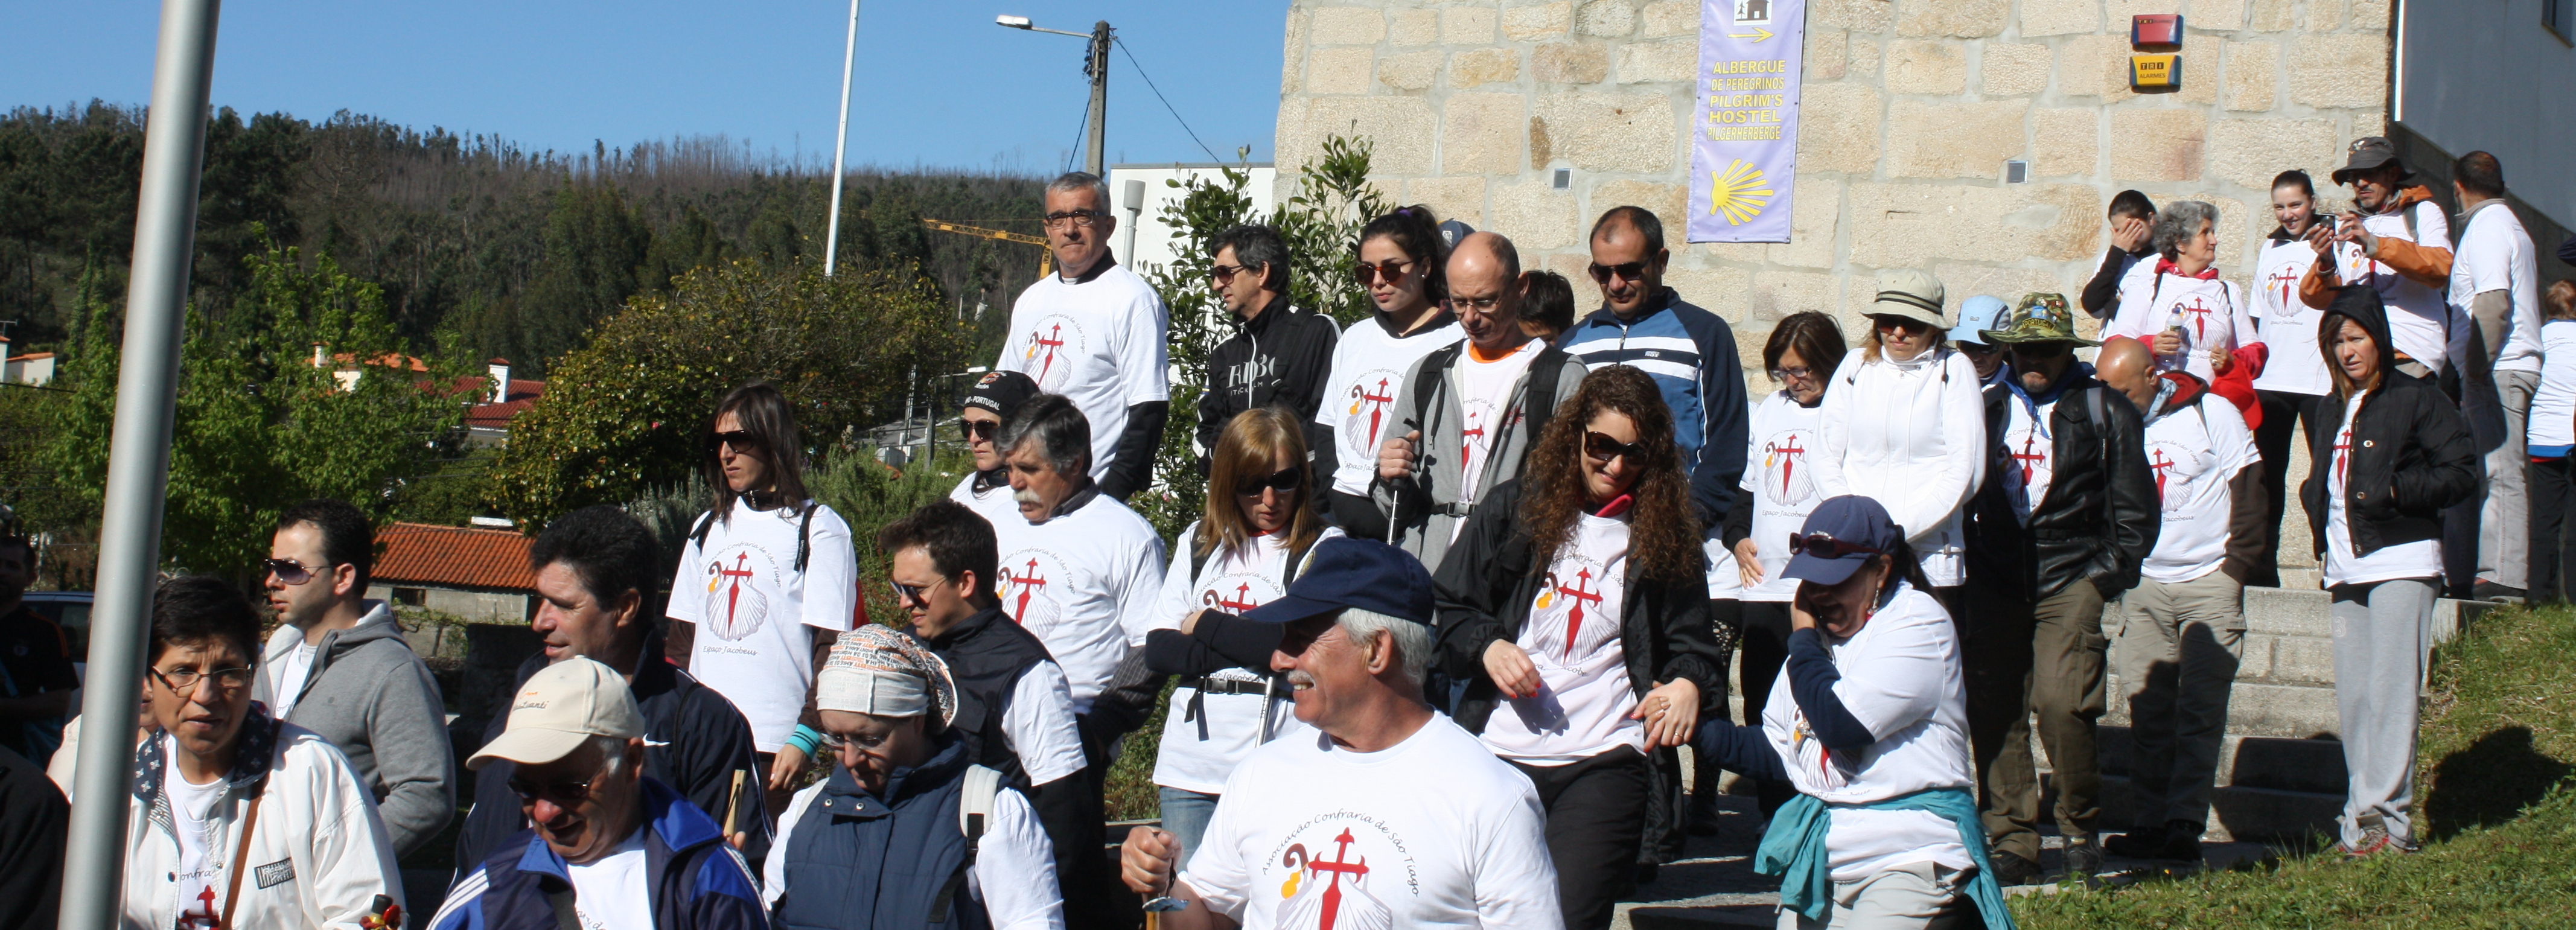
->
xmin=919 ymin=217 xmax=1054 ymax=276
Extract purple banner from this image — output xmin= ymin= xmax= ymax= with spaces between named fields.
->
xmin=1687 ymin=0 xmax=1806 ymax=244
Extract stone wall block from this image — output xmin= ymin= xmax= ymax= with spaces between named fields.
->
xmin=1933 ymin=263 xmax=2077 ymax=311
xmin=1443 ymin=92 xmax=1529 ymax=173
xmin=1850 ymin=182 xmax=2099 ymax=267
xmin=1534 ymin=89 xmax=1677 ymax=171
xmin=2059 ymin=34 xmax=2140 ymax=102
xmin=2193 ymin=0 xmax=2252 ymax=31
xmin=1886 ymin=40 xmax=1968 ymax=95
xmin=1304 ymin=96 xmax=1439 ymax=174
xmin=2249 ymin=0 xmax=2297 ymax=31
xmin=2224 ymin=40 xmax=2280 ymax=111
xmin=1849 ymin=38 xmax=1883 ymax=79
xmin=1494 ymin=180 xmax=1583 ymax=249
xmin=2169 ymin=34 xmax=2221 ymax=104
xmin=1886 ymin=99 xmax=2030 ymax=180
xmin=1895 ymin=0 xmax=2009 ymax=37
xmin=1533 ymin=42 xmax=1614 ymax=84
xmin=1806 ymin=28 xmax=1850 ymax=81
xmin=2020 ymin=0 xmax=2101 ymax=37
xmin=2204 ymin=116 xmax=2341 ymax=191
xmin=1444 ymin=5 xmax=1500 ymax=43
xmin=1748 ymin=270 xmax=1843 ymax=326
xmin=1404 ymin=176 xmax=1490 ymax=226
xmin=1390 ymin=7 xmax=1439 ymax=45
xmin=2109 ymin=107 xmax=2211 ymax=182
xmin=1505 ymin=1 xmax=1575 ymax=40
xmin=1640 ymin=0 xmax=1698 ymax=38
xmin=1590 ymin=179 xmax=1689 ymax=238
xmin=1450 ymin=48 xmax=1524 ymax=89
xmin=1981 ymin=42 xmax=2054 ymax=97
xmin=2352 ymin=1 xmax=2393 ymax=32
xmin=1378 ymin=50 xmax=1442 ymax=91
xmin=1795 ymin=82 xmax=1884 ymax=174
xmin=2289 ymin=35 xmax=2388 ymax=110
xmin=1576 ymin=0 xmax=1639 ymax=37
xmin=2307 ymin=0 xmax=2347 ymax=32
xmin=1308 ymin=46 xmax=1379 ymax=94
xmin=1282 ymin=8 xmax=1311 ymax=95
xmin=1618 ymin=37 xmax=1701 ymax=84
xmin=1662 ymin=264 xmax=1758 ymax=322
xmin=2031 ymin=107 xmax=2100 ymax=177
xmin=1768 ymin=177 xmax=1841 ymax=269
xmin=1310 ymin=6 xmax=1388 ymax=45
xmin=1809 ymin=0 xmax=1894 ymax=32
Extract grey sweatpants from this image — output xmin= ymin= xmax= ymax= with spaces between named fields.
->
xmin=2330 ymin=578 xmax=2435 ymax=847
xmin=2481 ymin=369 xmax=2539 ymax=588
xmin=2111 ymin=570 xmax=2245 ymax=830
xmin=1776 ymin=861 xmax=1967 ymax=930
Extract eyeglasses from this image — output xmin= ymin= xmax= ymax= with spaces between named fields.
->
xmin=151 ymin=664 xmax=257 ymax=695
xmin=1583 ymin=431 xmax=1649 ymax=465
xmin=1209 ymin=263 xmax=1251 ymax=284
xmin=1235 ymin=466 xmax=1304 ymax=497
xmin=1787 ymin=532 xmax=1883 ymax=559
xmin=1452 ymin=295 xmax=1507 ymax=313
xmin=1588 ymin=261 xmax=1650 ymax=284
xmin=508 ymin=775 xmax=600 ymax=806
xmin=1042 ymin=210 xmax=1103 ymax=229
xmin=709 ymin=430 xmax=761 ymax=454
xmin=1771 ymin=365 xmax=1816 ymax=383
xmin=263 ymin=557 xmax=325 ymax=585
xmin=888 ymin=579 xmax=943 ymax=608
xmin=1353 ymin=260 xmax=1415 ymax=286
xmin=960 ymin=419 xmax=999 ymax=443
xmin=814 ymin=728 xmax=891 ymax=753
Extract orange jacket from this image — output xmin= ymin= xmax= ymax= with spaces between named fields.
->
xmin=2298 ymin=185 xmax=2454 ymax=310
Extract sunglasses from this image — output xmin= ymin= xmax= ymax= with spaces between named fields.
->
xmin=1771 ymin=365 xmax=1816 ymax=383
xmin=263 ymin=557 xmax=327 ymax=585
xmin=2008 ymin=343 xmax=2073 ymax=362
xmin=1353 ymin=260 xmax=1415 ymax=285
xmin=1583 ymin=431 xmax=1649 ymax=465
xmin=889 ymin=579 xmax=942 ymax=607
xmin=508 ymin=775 xmax=601 ymax=806
xmin=1587 ymin=261 xmax=1650 ymax=284
xmin=1235 ymin=466 xmax=1304 ymax=497
xmin=709 ymin=429 xmax=762 ymax=454
xmin=1209 ymin=263 xmax=1251 ymax=284
xmin=960 ymin=419 xmax=999 ymax=443
xmin=1787 ymin=532 xmax=1883 ymax=559
xmin=1872 ymin=315 xmax=1935 ymax=333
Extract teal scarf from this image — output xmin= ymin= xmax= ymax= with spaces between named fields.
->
xmin=1753 ymin=787 xmax=2016 ymax=930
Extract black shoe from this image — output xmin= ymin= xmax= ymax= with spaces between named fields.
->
xmin=1989 ymin=852 xmax=2042 ymax=886
xmin=2062 ymin=835 xmax=2104 ymax=877
xmin=1688 ymin=806 xmax=1722 ymax=836
xmin=2471 ymin=581 xmax=2526 ymax=602
xmin=1634 ymin=862 xmax=1660 ymax=885
xmin=2102 ymin=825 xmax=2169 ymax=859
xmin=2155 ymin=820 xmax=2205 ymax=861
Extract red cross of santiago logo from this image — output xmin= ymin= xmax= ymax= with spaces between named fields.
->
xmin=1342 ymin=371 xmax=1401 ymax=459
xmin=701 ymin=547 xmax=772 ymax=641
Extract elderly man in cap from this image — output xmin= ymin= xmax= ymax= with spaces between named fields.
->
xmin=431 ymin=658 xmax=767 ymax=930
xmin=951 ymin=369 xmax=1043 ymax=525
xmin=762 ymin=626 xmax=1063 ymax=929
xmin=1120 ymin=537 xmax=1564 ymax=929
xmin=1958 ymin=294 xmax=2158 ymax=881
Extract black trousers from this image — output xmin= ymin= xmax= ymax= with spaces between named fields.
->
xmin=1735 ymin=600 xmax=1800 ymax=818
xmin=2531 ymin=457 xmax=2574 ymax=602
xmin=2253 ymin=390 xmax=2327 ymax=588
xmin=1513 ymin=745 xmax=1650 ymax=930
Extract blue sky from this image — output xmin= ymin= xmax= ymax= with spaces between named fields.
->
xmin=5 ymin=1 xmax=1290 ymax=172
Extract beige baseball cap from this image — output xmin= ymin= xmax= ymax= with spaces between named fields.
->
xmin=466 ymin=657 xmax=646 ymax=770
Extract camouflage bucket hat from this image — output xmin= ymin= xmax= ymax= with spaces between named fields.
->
xmin=1980 ymin=292 xmax=2099 ymax=346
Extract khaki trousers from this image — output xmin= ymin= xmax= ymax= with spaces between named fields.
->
xmin=2109 ymin=570 xmax=2245 ymax=829
xmin=1963 ymin=579 xmax=2109 ymax=864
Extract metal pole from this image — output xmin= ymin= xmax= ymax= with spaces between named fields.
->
xmin=1085 ymin=21 xmax=1110 ymax=177
xmin=60 ymin=1 xmax=220 ymax=928
xmin=822 ymin=0 xmax=862 ymax=276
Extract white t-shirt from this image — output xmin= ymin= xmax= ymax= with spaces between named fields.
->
xmin=995 ymin=261 xmax=1171 ymax=482
xmin=2108 ymin=262 xmax=2260 ymax=383
xmin=765 ymin=779 xmax=1065 ymax=930
xmin=1003 ymin=661 xmax=1088 ymax=786
xmin=2252 ymin=235 xmax=2330 ymax=396
xmin=2141 ymin=394 xmax=2260 ymax=583
xmin=1452 ymin=340 xmax=1545 ymax=504
xmin=2323 ymin=390 xmax=2442 ymax=587
xmin=2452 ymin=202 xmax=2543 ymax=375
xmin=987 ymin=492 xmax=1166 ymax=713
xmin=267 ymin=640 xmax=318 ymax=719
xmin=1481 ymin=511 xmax=1643 ymax=765
xmin=1738 ymin=391 xmax=1828 ymax=602
xmin=2528 ymin=320 xmax=2576 ymax=448
xmin=1179 ymin=715 xmax=1564 ymax=930
xmin=2000 ymin=393 xmax=2062 ymax=524
xmin=165 ymin=736 xmax=230 ymax=926
xmin=666 ymin=502 xmax=861 ymax=751
xmin=2326 ymin=201 xmax=2456 ymax=373
xmin=564 ymin=829 xmax=649 ymax=930
xmin=1148 ymin=523 xmax=1330 ymax=795
xmin=1313 ymin=316 xmax=1465 ymax=495
xmin=1760 ymin=582 xmax=1974 ymax=882
xmin=949 ymin=473 xmax=1024 ymax=528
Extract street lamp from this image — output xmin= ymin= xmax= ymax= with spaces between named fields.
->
xmin=996 ymin=13 xmax=1112 ymax=177
xmin=824 ymin=0 xmax=864 ymax=277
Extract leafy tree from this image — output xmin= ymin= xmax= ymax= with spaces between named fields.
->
xmin=488 ymin=258 xmax=969 ymax=527
xmin=47 ymin=237 xmax=468 ymax=576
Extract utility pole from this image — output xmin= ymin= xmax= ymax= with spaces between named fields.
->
xmin=60 ymin=0 xmax=220 ymax=927
xmin=823 ymin=0 xmax=863 ymax=277
xmin=1083 ymin=21 xmax=1111 ymax=177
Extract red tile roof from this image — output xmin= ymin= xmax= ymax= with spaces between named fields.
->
xmin=465 ymin=378 xmax=547 ymax=430
xmin=374 ymin=522 xmax=535 ymax=591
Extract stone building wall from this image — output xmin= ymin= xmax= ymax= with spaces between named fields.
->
xmin=1272 ymin=0 xmax=2396 ymax=365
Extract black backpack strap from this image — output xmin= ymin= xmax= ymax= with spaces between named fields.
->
xmin=1520 ymin=350 xmax=1569 ymax=451
xmin=1409 ymin=345 xmax=1464 ymax=439
xmin=794 ymin=502 xmax=816 ymax=573
xmin=689 ymin=511 xmax=716 ymax=550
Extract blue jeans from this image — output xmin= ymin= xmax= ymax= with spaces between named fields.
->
xmin=1157 ymin=787 xmax=1221 ymax=858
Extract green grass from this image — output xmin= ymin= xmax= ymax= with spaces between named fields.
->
xmin=2010 ymin=604 xmax=2576 ymax=929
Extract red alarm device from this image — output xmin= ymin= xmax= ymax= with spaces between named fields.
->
xmin=2132 ymin=13 xmax=2183 ymax=46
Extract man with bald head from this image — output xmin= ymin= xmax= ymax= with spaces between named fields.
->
xmin=2094 ymin=335 xmax=2263 ymax=863
xmin=1375 ymin=231 xmax=1588 ymax=569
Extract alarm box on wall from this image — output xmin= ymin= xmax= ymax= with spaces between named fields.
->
xmin=2131 ymin=53 xmax=2182 ymax=89
xmin=2132 ymin=13 xmax=2184 ymax=46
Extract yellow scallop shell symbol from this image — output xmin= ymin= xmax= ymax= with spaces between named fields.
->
xmin=1707 ymin=159 xmax=1775 ymax=226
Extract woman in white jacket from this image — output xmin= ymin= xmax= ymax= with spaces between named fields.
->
xmin=116 ymin=576 xmax=404 ymax=930
xmin=1811 ymin=269 xmax=1988 ymax=594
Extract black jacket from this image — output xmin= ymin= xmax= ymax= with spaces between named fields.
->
xmin=1430 ymin=480 xmax=1725 ymax=733
xmin=1199 ymin=296 xmax=1342 ymax=474
xmin=0 ymin=744 xmax=63 ymax=930
xmin=1962 ymin=367 xmax=2024 ymax=591
xmin=454 ymin=634 xmax=768 ymax=878
xmin=2300 ymin=288 xmax=2481 ymax=560
xmin=1965 ymin=364 xmax=2160 ymax=604
xmin=2080 ymin=244 xmax=2152 ymax=319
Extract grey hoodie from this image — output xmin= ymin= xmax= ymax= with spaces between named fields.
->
xmin=251 ymin=601 xmax=454 ymax=856
xmin=1372 ymin=341 xmax=1589 ymax=573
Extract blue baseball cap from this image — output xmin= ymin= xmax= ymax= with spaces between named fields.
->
xmin=1782 ymin=496 xmax=1905 ymax=587
xmin=1950 ymin=295 xmax=2009 ymax=345
xmin=1241 ymin=537 xmax=1435 ymax=626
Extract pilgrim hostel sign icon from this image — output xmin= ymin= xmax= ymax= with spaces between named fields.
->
xmin=1688 ymin=0 xmax=1806 ymax=243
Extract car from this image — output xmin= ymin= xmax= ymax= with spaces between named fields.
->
xmin=21 ymin=591 xmax=92 ymax=659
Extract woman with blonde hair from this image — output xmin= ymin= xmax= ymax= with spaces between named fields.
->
xmin=1811 ymin=270 xmax=1987 ymax=596
xmin=1140 ymin=407 xmax=1336 ymax=853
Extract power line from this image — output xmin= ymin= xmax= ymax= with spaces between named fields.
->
xmin=1114 ymin=37 xmax=1223 ymax=164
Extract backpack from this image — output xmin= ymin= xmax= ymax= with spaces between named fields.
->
xmin=926 ymin=765 xmax=1004 ymax=923
xmin=689 ymin=502 xmax=818 ymax=572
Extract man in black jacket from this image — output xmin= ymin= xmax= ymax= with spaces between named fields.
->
xmin=1962 ymin=293 xmax=2159 ymax=881
xmin=452 ymin=506 xmax=769 ymax=882
xmin=1197 ymin=223 xmax=1340 ymax=474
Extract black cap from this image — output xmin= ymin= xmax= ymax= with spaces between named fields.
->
xmin=2331 ymin=136 xmax=2414 ymax=186
xmin=960 ymin=370 xmax=1040 ymax=419
xmin=1782 ymin=496 xmax=1905 ymax=587
xmin=1241 ymin=537 xmax=1435 ymax=626
xmin=1438 ymin=219 xmax=1476 ymax=250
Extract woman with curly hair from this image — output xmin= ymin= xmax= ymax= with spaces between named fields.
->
xmin=1433 ymin=365 xmax=1725 ymax=930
